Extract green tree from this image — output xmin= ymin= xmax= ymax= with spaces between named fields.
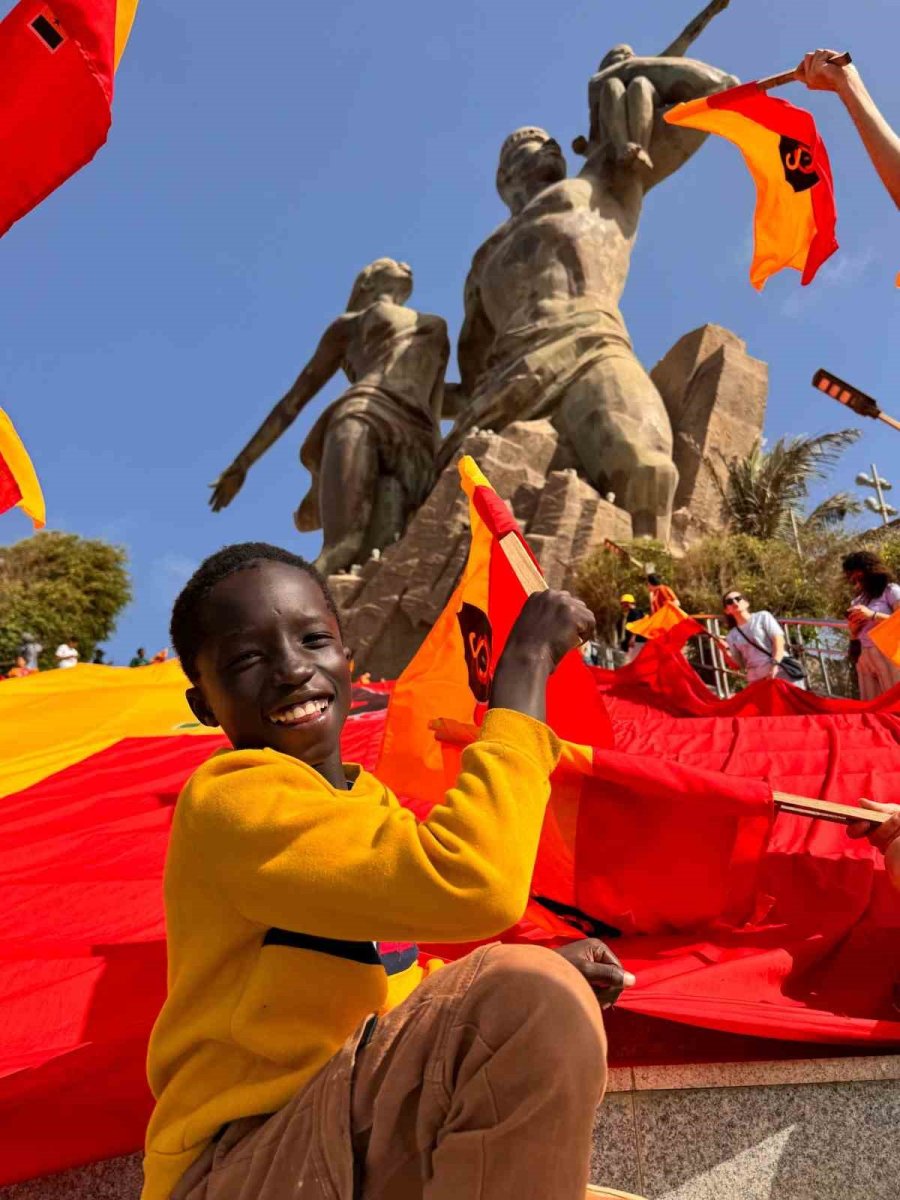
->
xmin=0 ymin=532 xmax=132 ymax=668
xmin=709 ymin=429 xmax=862 ymax=539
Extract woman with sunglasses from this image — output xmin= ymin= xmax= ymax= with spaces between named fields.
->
xmin=722 ymin=591 xmax=804 ymax=688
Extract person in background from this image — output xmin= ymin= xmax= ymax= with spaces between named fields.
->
xmin=646 ymin=573 xmax=679 ymax=614
xmin=797 ymin=50 xmax=899 ymax=209
xmin=722 ymin=591 xmax=804 ymax=688
xmin=130 ymin=647 xmax=149 ymax=668
xmin=618 ymin=593 xmax=646 ymax=663
xmin=6 ymin=656 xmax=34 ymax=679
xmin=55 ymin=638 xmax=79 ymax=669
xmin=151 ymin=648 xmax=170 ymax=664
xmin=843 ymin=551 xmax=900 ymax=700
xmin=93 ymin=649 xmax=106 ymax=665
xmin=20 ymin=632 xmax=42 ymax=672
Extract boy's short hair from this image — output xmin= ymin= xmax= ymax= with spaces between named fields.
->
xmin=171 ymin=542 xmax=341 ymax=681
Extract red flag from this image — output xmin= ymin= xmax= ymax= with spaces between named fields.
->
xmin=0 ymin=1 xmax=138 ymax=237
xmin=665 ymin=82 xmax=838 ymax=289
xmin=376 ymin=456 xmax=612 ymax=805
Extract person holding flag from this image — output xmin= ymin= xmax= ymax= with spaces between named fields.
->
xmin=143 ymin=541 xmax=634 ymax=1200
xmin=797 ymin=49 xmax=899 ymax=209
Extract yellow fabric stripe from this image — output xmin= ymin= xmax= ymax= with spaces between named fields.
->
xmin=0 ymin=407 xmax=45 ymax=529
xmin=114 ymin=0 xmax=140 ymax=70
xmin=0 ymin=659 xmax=216 ymax=798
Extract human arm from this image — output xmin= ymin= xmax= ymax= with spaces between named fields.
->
xmin=768 ymin=630 xmax=786 ymax=678
xmin=489 ymin=590 xmax=596 ymax=724
xmin=189 ymin=590 xmax=591 ymax=943
xmin=847 ymin=798 xmax=900 ymax=892
xmin=187 ymin=709 xmax=561 ymax=944
xmin=209 ymin=317 xmax=349 ymax=511
xmin=796 ymin=51 xmax=900 ymax=209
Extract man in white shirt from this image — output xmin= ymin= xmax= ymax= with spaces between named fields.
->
xmin=55 ymin=638 xmax=79 ymax=669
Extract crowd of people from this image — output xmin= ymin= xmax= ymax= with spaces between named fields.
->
xmin=602 ymin=549 xmax=900 ymax=703
xmin=1 ymin=636 xmax=173 ymax=678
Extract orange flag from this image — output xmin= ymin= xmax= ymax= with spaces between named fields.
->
xmin=0 ymin=407 xmax=45 ymax=528
xmin=870 ymin=608 xmax=900 ymax=669
xmin=626 ymin=600 xmax=706 ymax=645
xmin=376 ymin=456 xmax=612 ymax=805
xmin=665 ymin=82 xmax=837 ymax=289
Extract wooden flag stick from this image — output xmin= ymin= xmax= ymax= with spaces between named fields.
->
xmin=499 ymin=532 xmax=547 ymax=596
xmin=774 ymin=791 xmax=891 ymax=826
xmin=757 ymin=50 xmax=851 ymax=92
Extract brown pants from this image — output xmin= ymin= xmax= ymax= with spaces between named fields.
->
xmin=172 ymin=943 xmax=608 ymax=1200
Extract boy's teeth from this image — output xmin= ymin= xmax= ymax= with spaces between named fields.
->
xmin=272 ymin=698 xmax=329 ymax=723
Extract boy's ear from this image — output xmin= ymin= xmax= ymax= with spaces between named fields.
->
xmin=186 ymin=686 xmax=220 ymax=728
xmin=344 ymin=647 xmax=352 ymax=663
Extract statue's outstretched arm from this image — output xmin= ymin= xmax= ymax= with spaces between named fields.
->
xmin=643 ymin=59 xmax=738 ymax=191
xmin=209 ymin=318 xmax=349 ymax=512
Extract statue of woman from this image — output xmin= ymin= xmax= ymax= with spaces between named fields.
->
xmin=210 ymin=259 xmax=450 ymax=576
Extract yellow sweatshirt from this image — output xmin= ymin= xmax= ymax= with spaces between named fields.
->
xmin=142 ymin=708 xmax=560 ymax=1200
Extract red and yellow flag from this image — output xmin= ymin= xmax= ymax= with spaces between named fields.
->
xmin=376 ymin=456 xmax=612 ymax=805
xmin=665 ymin=82 xmax=838 ymax=290
xmin=0 ymin=406 xmax=45 ymax=528
xmin=626 ymin=600 xmax=706 ymax=645
xmin=0 ymin=1 xmax=139 ymax=238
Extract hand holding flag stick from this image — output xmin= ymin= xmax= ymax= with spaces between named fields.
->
xmin=757 ymin=51 xmax=852 ymax=92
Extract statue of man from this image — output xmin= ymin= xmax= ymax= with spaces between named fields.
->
xmin=439 ymin=48 xmax=737 ymax=540
xmin=210 ymin=259 xmax=450 ymax=576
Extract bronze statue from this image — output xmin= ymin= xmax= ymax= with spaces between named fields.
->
xmin=438 ymin=3 xmax=737 ymax=541
xmin=210 ymin=259 xmax=450 ymax=575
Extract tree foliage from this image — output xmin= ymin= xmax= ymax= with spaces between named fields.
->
xmin=0 ymin=532 xmax=132 ymax=668
xmin=708 ymin=429 xmax=862 ymax=539
xmin=573 ymin=528 xmax=900 ymax=638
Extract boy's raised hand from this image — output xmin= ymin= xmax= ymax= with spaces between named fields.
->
xmin=489 ymin=590 xmax=596 ymax=723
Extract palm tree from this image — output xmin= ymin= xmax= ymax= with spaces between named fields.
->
xmin=708 ymin=429 xmax=862 ymax=540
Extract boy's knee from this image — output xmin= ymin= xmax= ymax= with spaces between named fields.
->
xmin=466 ymin=944 xmax=607 ymax=1074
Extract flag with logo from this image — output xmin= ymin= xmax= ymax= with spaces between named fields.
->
xmin=0 ymin=406 xmax=45 ymax=528
xmin=376 ymin=456 xmax=613 ymax=806
xmin=0 ymin=1 xmax=139 ymax=238
xmin=665 ymin=82 xmax=838 ymax=289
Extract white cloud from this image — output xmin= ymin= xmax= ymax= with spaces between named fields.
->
xmin=779 ymin=247 xmax=876 ymax=318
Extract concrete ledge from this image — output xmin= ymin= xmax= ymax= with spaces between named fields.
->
xmin=5 ymin=1060 xmax=899 ymax=1200
xmin=606 ymin=1053 xmax=900 ymax=1093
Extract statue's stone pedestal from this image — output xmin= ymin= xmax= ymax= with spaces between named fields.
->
xmin=652 ymin=324 xmax=768 ymax=552
xmin=330 ymin=419 xmax=633 ymax=680
xmin=333 ymin=324 xmax=768 ymax=681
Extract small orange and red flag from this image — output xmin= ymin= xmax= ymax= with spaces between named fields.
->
xmin=0 ymin=407 xmax=45 ymax=528
xmin=665 ymin=82 xmax=838 ymax=290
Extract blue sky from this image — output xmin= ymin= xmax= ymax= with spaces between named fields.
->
xmin=0 ymin=0 xmax=897 ymax=662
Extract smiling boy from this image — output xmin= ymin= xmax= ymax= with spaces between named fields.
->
xmin=143 ymin=542 xmax=630 ymax=1200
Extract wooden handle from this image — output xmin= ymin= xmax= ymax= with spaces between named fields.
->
xmin=758 ymin=50 xmax=851 ymax=91
xmin=499 ymin=531 xmax=547 ymax=596
xmin=774 ymin=791 xmax=892 ymax=826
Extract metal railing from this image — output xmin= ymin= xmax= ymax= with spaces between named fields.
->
xmin=691 ymin=616 xmax=853 ymax=700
